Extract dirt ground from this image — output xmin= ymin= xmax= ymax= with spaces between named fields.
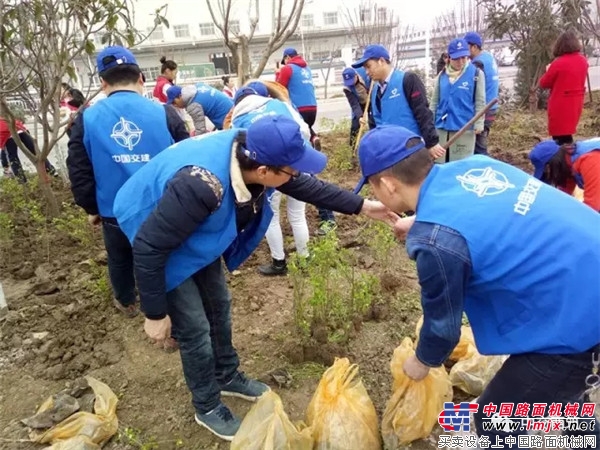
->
xmin=0 ymin=106 xmax=597 ymax=450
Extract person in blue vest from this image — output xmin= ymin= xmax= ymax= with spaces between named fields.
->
xmin=464 ymin=32 xmax=500 ymax=156
xmin=167 ymin=83 xmax=233 ymax=131
xmin=351 ymin=44 xmax=446 ymax=161
xmin=430 ymin=38 xmax=486 ymax=162
xmin=529 ymin=138 xmax=600 ymax=212
xmin=276 ymin=48 xmax=320 ymax=149
xmin=230 ymin=84 xmax=311 ymax=276
xmin=354 ymin=125 xmax=600 ymax=446
xmin=342 ymin=67 xmax=373 ymax=146
xmin=67 ymin=46 xmax=189 ymax=320
xmin=112 ymin=115 xmax=398 ymax=441
xmin=276 ymin=51 xmax=336 ymax=234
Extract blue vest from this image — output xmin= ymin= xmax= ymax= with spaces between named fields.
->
xmin=571 ymin=138 xmax=600 ymax=188
xmin=231 ymin=98 xmax=293 ymax=128
xmin=414 ymin=156 xmax=600 ymax=355
xmin=193 ymin=83 xmax=234 ymax=130
xmin=287 ymin=65 xmax=317 ymax=109
xmin=82 ymin=91 xmax=174 ymax=218
xmin=113 ymin=131 xmax=274 ymax=292
xmin=436 ymin=63 xmax=477 ymax=131
xmin=473 ymin=51 xmax=499 ymax=112
xmin=371 ymin=70 xmax=420 ymax=135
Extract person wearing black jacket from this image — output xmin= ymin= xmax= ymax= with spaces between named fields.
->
xmin=341 ymin=67 xmax=373 ymax=147
xmin=112 ymin=115 xmax=399 ymax=441
xmin=352 ymin=44 xmax=446 ymax=161
xmin=67 ymin=45 xmax=189 ymax=321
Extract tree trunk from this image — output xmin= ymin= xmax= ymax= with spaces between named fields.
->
xmin=237 ymin=35 xmax=251 ymax=84
xmin=36 ymin=158 xmax=59 ymax=218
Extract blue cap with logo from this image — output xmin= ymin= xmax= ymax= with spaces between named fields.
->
xmin=352 ymin=44 xmax=390 ymax=68
xmin=342 ymin=68 xmax=357 ymax=87
xmin=246 ymin=115 xmax=327 ymax=175
xmin=97 ymin=46 xmax=138 ymax=73
xmin=281 ymin=48 xmax=298 ymax=64
xmin=166 ymin=85 xmax=183 ymax=104
xmin=529 ymin=140 xmax=560 ymax=179
xmin=464 ymin=31 xmax=483 ymax=48
xmin=448 ymin=38 xmax=471 ymax=60
xmin=233 ymin=87 xmax=258 ymax=104
xmin=245 ymin=81 xmax=269 ymax=97
xmin=354 ymin=125 xmax=426 ymax=194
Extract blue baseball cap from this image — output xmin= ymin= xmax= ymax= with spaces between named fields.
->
xmin=97 ymin=46 xmax=138 ymax=73
xmin=352 ymin=45 xmax=390 ymax=68
xmin=245 ymin=81 xmax=269 ymax=97
xmin=354 ymin=125 xmax=426 ymax=194
xmin=166 ymin=85 xmax=182 ymax=104
xmin=529 ymin=140 xmax=560 ymax=179
xmin=342 ymin=68 xmax=357 ymax=87
xmin=234 ymin=87 xmax=258 ymax=104
xmin=281 ymin=48 xmax=298 ymax=64
xmin=464 ymin=32 xmax=483 ymax=48
xmin=448 ymin=38 xmax=471 ymax=60
xmin=246 ymin=115 xmax=327 ymax=175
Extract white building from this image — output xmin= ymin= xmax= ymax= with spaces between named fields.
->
xmin=76 ymin=0 xmax=399 ymax=89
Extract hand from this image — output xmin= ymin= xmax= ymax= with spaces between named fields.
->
xmin=428 ymin=144 xmax=446 ymax=160
xmin=393 ymin=215 xmax=416 ymax=241
xmin=144 ymin=316 xmax=172 ymax=344
xmin=360 ymin=199 xmax=401 ymax=227
xmin=546 ymin=63 xmax=551 ymax=71
xmin=403 ymin=354 xmax=431 ymax=381
xmin=474 ymin=129 xmax=483 ymax=135
xmin=87 ymin=214 xmax=101 ymax=226
xmin=359 ymin=116 xmax=366 ymax=126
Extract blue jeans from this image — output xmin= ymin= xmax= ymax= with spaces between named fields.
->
xmin=167 ymin=258 xmax=240 ymax=414
xmin=101 ymin=220 xmax=136 ymax=306
xmin=474 ymin=346 xmax=600 ymax=449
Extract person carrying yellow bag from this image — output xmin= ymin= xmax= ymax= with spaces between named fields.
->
xmin=353 ymin=125 xmax=600 ymax=445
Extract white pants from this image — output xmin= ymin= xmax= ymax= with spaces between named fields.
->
xmin=265 ymin=191 xmax=309 ymax=260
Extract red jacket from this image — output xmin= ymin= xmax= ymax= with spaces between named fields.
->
xmin=560 ymin=150 xmax=600 ymax=212
xmin=153 ymin=76 xmax=173 ymax=104
xmin=539 ymin=52 xmax=588 ymax=136
xmin=0 ymin=119 xmax=27 ymax=149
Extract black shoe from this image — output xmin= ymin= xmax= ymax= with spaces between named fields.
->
xmin=258 ymin=258 xmax=287 ymax=276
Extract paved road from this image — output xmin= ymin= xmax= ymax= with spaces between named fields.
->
xmin=10 ymin=61 xmax=600 ymax=176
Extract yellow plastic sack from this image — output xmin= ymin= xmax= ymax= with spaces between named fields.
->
xmin=32 ymin=377 xmax=118 ymax=447
xmin=45 ymin=435 xmax=100 ymax=450
xmin=231 ymin=390 xmax=313 ymax=450
xmin=381 ymin=338 xmax=453 ymax=448
xmin=449 ymin=350 xmax=508 ymax=396
xmin=415 ymin=317 xmax=476 ymax=361
xmin=306 ymin=358 xmax=381 ymax=450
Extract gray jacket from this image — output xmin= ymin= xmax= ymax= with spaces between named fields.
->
xmin=180 ymin=85 xmax=207 ymax=135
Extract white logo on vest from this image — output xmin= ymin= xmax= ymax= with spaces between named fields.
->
xmin=456 ymin=167 xmax=516 ymax=197
xmin=388 ymin=88 xmax=400 ymax=99
xmin=301 ymin=69 xmax=310 ymax=79
xmin=197 ymin=85 xmax=211 ymax=93
xmin=250 ymin=105 xmax=268 ymax=114
xmin=110 ymin=117 xmax=143 ymax=151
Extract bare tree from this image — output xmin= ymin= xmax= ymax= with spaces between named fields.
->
xmin=0 ymin=0 xmax=166 ymax=216
xmin=432 ymin=0 xmax=487 ymax=54
xmin=206 ymin=0 xmax=305 ymax=84
xmin=342 ymin=2 xmax=401 ymax=58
